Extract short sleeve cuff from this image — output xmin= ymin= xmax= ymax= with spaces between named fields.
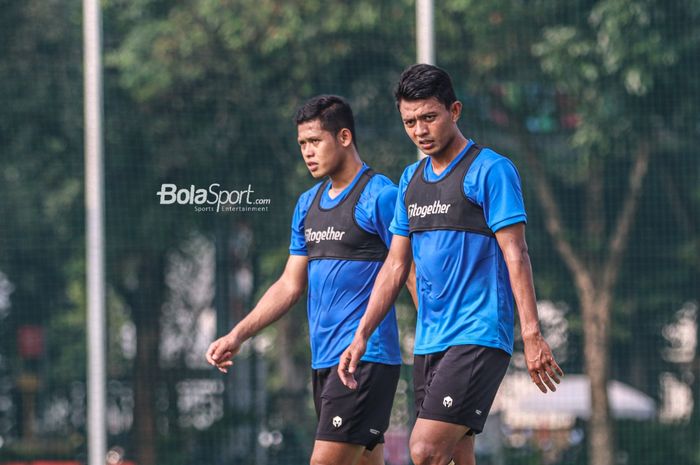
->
xmin=490 ymin=214 xmax=527 ymax=233
xmin=389 ymin=224 xmax=409 ymax=237
xmin=289 ymin=249 xmax=308 ymax=256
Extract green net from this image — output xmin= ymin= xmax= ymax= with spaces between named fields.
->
xmin=0 ymin=1 xmax=698 ymax=464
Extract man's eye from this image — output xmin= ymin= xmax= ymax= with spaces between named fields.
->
xmin=424 ymin=115 xmax=436 ymax=122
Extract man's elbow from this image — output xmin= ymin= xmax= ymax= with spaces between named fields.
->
xmin=277 ymin=276 xmax=306 ymax=303
xmin=503 ymin=243 xmax=530 ymax=267
xmin=404 ymin=280 xmax=416 ymax=299
xmin=288 ymin=283 xmax=306 ymax=303
xmin=385 ymin=256 xmax=410 ymax=280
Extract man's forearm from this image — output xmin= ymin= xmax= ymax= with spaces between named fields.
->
xmin=505 ymin=249 xmax=541 ymax=337
xmin=505 ymin=245 xmax=564 ymax=391
xmin=496 ymin=223 xmax=563 ymax=391
xmin=230 ymin=278 xmax=303 ymax=341
xmin=405 ymin=261 xmax=419 ymax=310
xmin=355 ymin=256 xmax=410 ymax=341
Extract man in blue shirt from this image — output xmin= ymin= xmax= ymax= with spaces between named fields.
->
xmin=206 ymin=95 xmax=405 ymax=465
xmin=338 ymin=65 xmax=564 ymax=465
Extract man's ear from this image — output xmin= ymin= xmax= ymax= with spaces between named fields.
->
xmin=450 ymin=101 xmax=463 ymax=123
xmin=337 ymin=128 xmax=353 ymax=147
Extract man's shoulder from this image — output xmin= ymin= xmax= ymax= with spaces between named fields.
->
xmin=363 ymin=171 xmax=397 ymax=195
xmin=357 ymin=171 xmax=397 ymax=216
xmin=473 ymin=146 xmax=517 ymax=172
xmin=463 ymin=145 xmax=522 ymax=199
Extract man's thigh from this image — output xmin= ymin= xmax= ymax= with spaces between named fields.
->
xmin=414 ymin=345 xmax=509 ymax=434
xmin=359 ymin=444 xmax=385 ymax=465
xmin=452 ymin=435 xmax=475 ymax=465
xmin=311 ymin=440 xmax=365 ymax=465
xmin=315 ymin=362 xmax=400 ymax=449
xmin=410 ymin=418 xmax=470 ymax=462
xmin=310 ymin=440 xmax=387 ymax=465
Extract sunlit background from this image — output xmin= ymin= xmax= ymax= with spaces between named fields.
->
xmin=0 ymin=1 xmax=698 ymax=464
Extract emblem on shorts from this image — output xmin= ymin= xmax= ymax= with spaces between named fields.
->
xmin=369 ymin=428 xmax=380 ymax=435
xmin=332 ymin=416 xmax=342 ymax=428
xmin=475 ymin=409 xmax=483 ymax=416
xmin=443 ymin=396 xmax=453 ymax=408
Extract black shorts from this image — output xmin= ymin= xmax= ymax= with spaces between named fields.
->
xmin=312 ymin=362 xmax=400 ymax=450
xmin=414 ymin=344 xmax=510 ymax=434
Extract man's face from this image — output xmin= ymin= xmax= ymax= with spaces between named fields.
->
xmin=398 ymin=97 xmax=461 ymax=158
xmin=297 ymin=119 xmax=343 ymax=179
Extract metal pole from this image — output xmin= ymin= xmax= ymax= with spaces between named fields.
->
xmin=84 ymin=0 xmax=107 ymax=463
xmin=416 ymin=0 xmax=435 ymax=65
xmin=416 ymin=0 xmax=435 ymax=160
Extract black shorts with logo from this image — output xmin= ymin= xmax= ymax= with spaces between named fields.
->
xmin=414 ymin=344 xmax=510 ymax=434
xmin=312 ymin=361 xmax=400 ymax=450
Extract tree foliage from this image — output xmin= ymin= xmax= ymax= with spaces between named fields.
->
xmin=0 ymin=1 xmax=697 ymax=464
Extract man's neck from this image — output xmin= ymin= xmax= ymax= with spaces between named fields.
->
xmin=328 ymin=154 xmax=363 ymax=197
xmin=430 ymin=134 xmax=468 ymax=175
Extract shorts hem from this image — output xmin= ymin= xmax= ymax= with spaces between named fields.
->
xmin=414 ymin=341 xmax=512 ymax=356
xmin=311 ymin=359 xmax=401 ymax=370
xmin=357 ymin=356 xmax=402 ymax=366
xmin=417 ymin=412 xmax=484 ymax=435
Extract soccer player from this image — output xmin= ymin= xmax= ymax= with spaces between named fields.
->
xmin=206 ymin=95 xmax=406 ymax=465
xmin=338 ymin=64 xmax=564 ymax=465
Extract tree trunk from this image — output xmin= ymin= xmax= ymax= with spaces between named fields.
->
xmin=130 ymin=255 xmax=165 ymax=465
xmin=500 ymin=103 xmax=651 ymax=465
xmin=581 ymin=293 xmax=614 ymax=465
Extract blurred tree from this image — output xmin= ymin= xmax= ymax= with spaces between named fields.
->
xmin=1 ymin=0 xmax=697 ymax=464
xmin=107 ymin=0 xmax=415 ymax=462
xmin=0 ymin=0 xmax=85 ymax=454
xmin=438 ymin=1 xmax=699 ymax=464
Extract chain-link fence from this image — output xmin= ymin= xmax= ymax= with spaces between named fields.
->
xmin=1 ymin=1 xmax=698 ymax=464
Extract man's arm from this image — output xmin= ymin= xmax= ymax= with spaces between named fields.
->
xmin=405 ymin=261 xmax=419 ymax=310
xmin=495 ymin=223 xmax=563 ymax=392
xmin=205 ymin=254 xmax=308 ymax=373
xmin=373 ymin=184 xmax=418 ymax=310
xmin=338 ymin=235 xmax=413 ymax=388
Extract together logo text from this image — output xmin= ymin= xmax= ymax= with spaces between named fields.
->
xmin=305 ymin=226 xmax=346 ymax=244
xmin=407 ymin=200 xmax=451 ymax=219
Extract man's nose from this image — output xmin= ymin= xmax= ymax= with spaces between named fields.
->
xmin=414 ymin=121 xmax=429 ymax=137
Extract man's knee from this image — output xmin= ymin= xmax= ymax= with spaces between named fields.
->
xmin=410 ymin=438 xmax=451 ymax=465
xmin=310 ymin=442 xmax=363 ymax=465
xmin=309 ymin=453 xmax=333 ymax=465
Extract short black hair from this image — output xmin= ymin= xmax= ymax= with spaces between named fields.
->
xmin=294 ymin=95 xmax=357 ymax=148
xmin=394 ymin=64 xmax=457 ymax=110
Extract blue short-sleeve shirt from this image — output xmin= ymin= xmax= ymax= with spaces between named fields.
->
xmin=290 ymin=164 xmax=402 ymax=369
xmin=390 ymin=141 xmax=526 ymax=355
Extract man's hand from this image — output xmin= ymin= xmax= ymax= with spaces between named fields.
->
xmin=523 ymin=333 xmax=563 ymax=393
xmin=337 ymin=337 xmax=367 ymax=390
xmin=205 ymin=333 xmax=243 ymax=374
